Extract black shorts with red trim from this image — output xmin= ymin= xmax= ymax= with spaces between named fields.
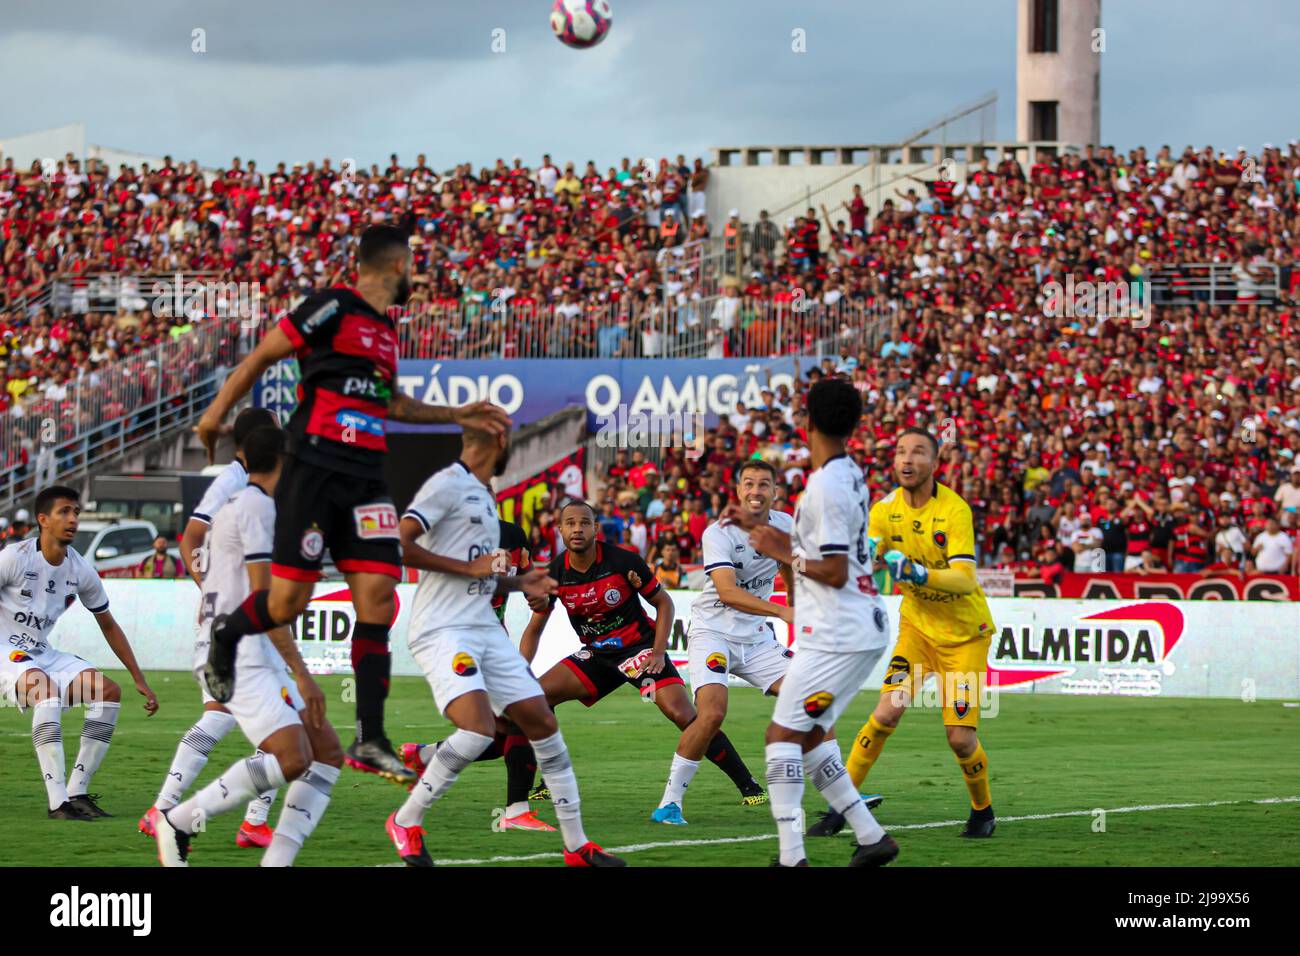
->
xmin=271 ymin=453 xmax=401 ymax=583
xmin=559 ymin=639 xmax=684 ymax=707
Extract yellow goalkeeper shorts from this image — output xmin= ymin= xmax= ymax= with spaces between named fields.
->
xmin=879 ymin=619 xmax=991 ymax=727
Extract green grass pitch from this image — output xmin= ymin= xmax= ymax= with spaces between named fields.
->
xmin=2 ymin=672 xmax=1297 ymax=867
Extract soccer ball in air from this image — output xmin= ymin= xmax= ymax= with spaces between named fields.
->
xmin=550 ymin=0 xmax=612 ymax=49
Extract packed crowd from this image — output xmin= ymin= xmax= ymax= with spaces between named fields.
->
xmin=3 ymin=141 xmax=1299 ymax=572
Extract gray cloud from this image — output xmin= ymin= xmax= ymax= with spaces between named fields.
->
xmin=0 ymin=0 xmax=1296 ymax=170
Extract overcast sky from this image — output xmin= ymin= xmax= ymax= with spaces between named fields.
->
xmin=3 ymin=0 xmax=1298 ymax=169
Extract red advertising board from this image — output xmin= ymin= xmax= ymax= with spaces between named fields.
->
xmin=1011 ymin=572 xmax=1299 ymax=602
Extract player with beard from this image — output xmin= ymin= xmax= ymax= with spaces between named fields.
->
xmin=513 ymin=500 xmax=768 ymax=808
xmin=196 ymin=225 xmax=509 ymax=784
xmin=386 ymin=427 xmax=622 ymax=866
xmin=650 ymin=459 xmax=793 ymax=825
xmin=812 ymin=427 xmax=997 ymax=839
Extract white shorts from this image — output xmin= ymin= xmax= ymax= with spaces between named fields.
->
xmin=191 ymin=661 xmax=304 ymax=748
xmin=688 ymin=628 xmax=791 ymax=694
xmin=411 ymin=626 xmax=543 ymax=717
xmin=0 ymin=649 xmax=93 ymax=712
xmin=770 ymin=644 xmax=885 ymax=733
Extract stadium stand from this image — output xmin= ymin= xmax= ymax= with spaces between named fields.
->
xmin=1 ymin=143 xmax=1297 ymax=572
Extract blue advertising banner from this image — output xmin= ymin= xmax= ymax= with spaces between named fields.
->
xmin=253 ymin=356 xmax=819 ymax=433
xmin=252 ymin=359 xmax=300 ymax=426
xmin=389 ymin=356 xmax=816 ymax=432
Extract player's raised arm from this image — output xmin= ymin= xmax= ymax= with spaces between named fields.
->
xmin=195 ymin=325 xmax=296 ymax=464
xmin=389 ymin=392 xmax=512 ymax=437
xmin=91 ymin=610 xmax=158 ymax=716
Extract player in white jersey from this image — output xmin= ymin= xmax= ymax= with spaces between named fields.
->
xmin=650 ymin=458 xmax=795 ymax=826
xmin=745 ymin=378 xmax=898 ymax=867
xmin=0 ymin=485 xmax=158 ymax=821
xmin=385 ymin=424 xmax=625 ymax=867
xmin=140 ymin=406 xmax=282 ymax=847
xmin=153 ymin=427 xmax=345 ymax=867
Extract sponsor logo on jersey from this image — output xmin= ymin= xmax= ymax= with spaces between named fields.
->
xmin=300 ymin=527 xmax=325 ymax=561
xmin=65 ymin=595 xmax=76 ymax=608
xmin=933 ymin=530 xmax=948 ymax=548
xmin=603 ymin=587 xmax=622 ymax=606
xmin=873 ymin=606 xmax=887 ymax=632
xmin=705 ymin=651 xmax=727 ymax=673
xmin=803 ymin=691 xmax=834 ymax=718
xmin=9 ymin=650 xmax=32 ymax=663
xmin=354 ymin=503 xmax=399 ymax=540
xmin=912 ymin=520 xmax=923 ymax=533
xmin=281 ymin=686 xmax=295 ymax=708
xmin=335 ymin=409 xmax=385 ymax=437
xmin=20 ymin=588 xmax=31 ymax=598
xmin=573 ymin=648 xmax=592 ymax=660
xmin=452 ymin=652 xmax=478 ymax=677
xmin=23 ymin=570 xmax=37 ymax=579
xmin=781 ymin=646 xmax=794 ymax=659
xmin=888 ymin=513 xmax=902 ymax=522
xmin=45 ymin=579 xmax=56 ymax=593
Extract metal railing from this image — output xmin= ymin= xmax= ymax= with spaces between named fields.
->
xmin=0 ymin=316 xmax=245 ymax=510
xmin=1148 ymin=262 xmax=1283 ymax=306
xmin=44 ymin=271 xmax=224 ymax=315
xmin=394 ymin=297 xmax=896 ymax=360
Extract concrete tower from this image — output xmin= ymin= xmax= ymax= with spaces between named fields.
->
xmin=1016 ymin=0 xmax=1101 ymax=146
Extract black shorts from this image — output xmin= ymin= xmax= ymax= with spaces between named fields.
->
xmin=271 ymin=453 xmax=402 ymax=582
xmin=559 ymin=640 xmax=685 ymax=707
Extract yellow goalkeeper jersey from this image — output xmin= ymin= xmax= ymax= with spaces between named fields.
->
xmin=868 ymin=482 xmax=995 ymax=646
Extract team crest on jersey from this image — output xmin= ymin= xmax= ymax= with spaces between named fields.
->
xmin=300 ymin=526 xmax=325 ymax=560
xmin=9 ymin=650 xmax=32 ymax=663
xmin=933 ymin=530 xmax=948 ymax=549
xmin=952 ymin=682 xmax=971 ymax=719
xmin=354 ymin=503 xmax=399 ymax=540
xmin=603 ymin=587 xmax=622 ymax=607
xmin=705 ymin=652 xmax=727 ymax=673
xmin=452 ymin=652 xmax=478 ymax=677
xmin=781 ymin=647 xmax=794 ymax=659
xmin=803 ymin=691 xmax=834 ymax=718
xmin=573 ymin=648 xmax=592 ymax=661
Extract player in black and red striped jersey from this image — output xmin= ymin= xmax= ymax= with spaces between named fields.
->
xmin=515 ymin=500 xmax=767 ymax=807
xmin=196 ymin=225 xmax=510 ymax=784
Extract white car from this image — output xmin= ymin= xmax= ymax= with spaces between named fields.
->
xmin=71 ymin=518 xmax=180 ymax=574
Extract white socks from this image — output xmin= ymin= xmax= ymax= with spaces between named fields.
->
xmin=396 ymin=729 xmax=493 ymax=829
xmin=169 ymin=751 xmax=288 ymax=836
xmin=532 ymin=731 xmax=587 ymax=852
xmin=766 ymin=741 xmax=806 ymax=866
xmin=67 ymin=700 xmax=120 ymax=798
xmin=261 ymin=761 xmax=339 ymax=866
xmin=804 ymin=740 xmax=885 ymax=845
xmin=157 ymin=710 xmax=236 ymax=809
xmin=156 ymin=713 xmax=277 ymax=824
xmin=32 ymin=698 xmax=67 ymax=811
xmin=659 ymin=752 xmax=701 ymax=809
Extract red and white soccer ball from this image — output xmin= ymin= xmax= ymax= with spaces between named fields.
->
xmin=550 ymin=0 xmax=612 ymax=49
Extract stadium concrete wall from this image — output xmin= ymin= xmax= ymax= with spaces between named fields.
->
xmin=43 ymin=584 xmax=1300 ymax=701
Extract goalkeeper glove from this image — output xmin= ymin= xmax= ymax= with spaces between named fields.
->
xmin=883 ymin=550 xmax=928 ymax=586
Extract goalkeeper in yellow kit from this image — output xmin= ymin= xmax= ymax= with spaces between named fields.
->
xmin=807 ymin=427 xmax=997 ymax=839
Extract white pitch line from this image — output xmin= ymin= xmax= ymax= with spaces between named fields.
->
xmin=424 ymin=795 xmax=1300 ymax=866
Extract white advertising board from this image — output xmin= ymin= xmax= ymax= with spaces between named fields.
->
xmin=39 ymin=583 xmax=1300 ymax=700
